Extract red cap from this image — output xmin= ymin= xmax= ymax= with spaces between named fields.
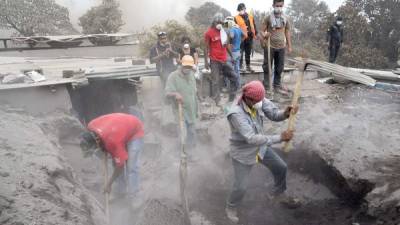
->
xmin=242 ymin=81 xmax=265 ymax=102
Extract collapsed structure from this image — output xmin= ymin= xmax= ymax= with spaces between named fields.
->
xmin=0 ymin=51 xmax=399 ymax=225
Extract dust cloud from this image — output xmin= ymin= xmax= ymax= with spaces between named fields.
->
xmin=118 ymin=0 xmax=204 ymax=31
xmin=58 ymin=0 xmax=208 ymax=31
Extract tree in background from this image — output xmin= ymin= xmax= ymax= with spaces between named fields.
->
xmin=285 ymin=0 xmax=391 ymax=68
xmin=139 ymin=20 xmax=194 ymax=57
xmin=79 ymin=0 xmax=124 ymax=34
xmin=334 ymin=0 xmax=389 ymax=68
xmin=285 ymin=0 xmax=331 ymax=59
xmin=140 ymin=2 xmax=231 ymax=57
xmin=353 ymin=0 xmax=400 ymax=64
xmin=185 ymin=2 xmax=231 ymax=28
xmin=287 ymin=0 xmax=330 ymax=41
xmin=0 ymin=0 xmax=76 ymax=36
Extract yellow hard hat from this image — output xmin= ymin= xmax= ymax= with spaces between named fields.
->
xmin=181 ymin=55 xmax=195 ymax=67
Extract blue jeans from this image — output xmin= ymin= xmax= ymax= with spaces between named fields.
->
xmin=185 ymin=121 xmax=196 ymax=150
xmin=227 ymin=147 xmax=287 ymax=208
xmin=227 ymin=51 xmax=241 ymax=89
xmin=114 ymin=138 xmax=144 ymax=197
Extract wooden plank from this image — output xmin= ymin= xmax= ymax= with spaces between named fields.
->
xmin=283 ymin=62 xmax=306 ymax=153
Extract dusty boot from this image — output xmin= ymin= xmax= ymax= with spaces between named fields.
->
xmin=225 ymin=207 xmax=239 ymax=223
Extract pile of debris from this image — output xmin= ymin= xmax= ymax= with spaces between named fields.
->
xmin=0 ymin=108 xmax=107 ymax=225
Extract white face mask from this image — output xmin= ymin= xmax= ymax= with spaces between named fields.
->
xmin=216 ymin=24 xmax=223 ymax=30
xmin=253 ymin=101 xmax=263 ymax=110
xmin=274 ymin=7 xmax=283 ymax=14
xmin=239 ymin=10 xmax=245 ymax=15
xmin=336 ymin=21 xmax=343 ymax=25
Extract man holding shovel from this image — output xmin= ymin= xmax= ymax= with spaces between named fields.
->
xmin=79 ymin=113 xmax=144 ymax=202
xmin=261 ymin=0 xmax=292 ymax=96
xmin=225 ymin=80 xmax=300 ymax=223
xmin=165 ymin=55 xmax=198 ymax=153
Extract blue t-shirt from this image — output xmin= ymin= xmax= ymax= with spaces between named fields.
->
xmin=229 ymin=27 xmax=243 ymax=52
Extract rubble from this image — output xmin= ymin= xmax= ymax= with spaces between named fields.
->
xmin=0 ymin=109 xmax=107 ymax=225
xmin=285 ymin=81 xmax=400 ymax=224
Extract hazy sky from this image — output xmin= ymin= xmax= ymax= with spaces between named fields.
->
xmin=56 ymin=0 xmax=345 ymax=31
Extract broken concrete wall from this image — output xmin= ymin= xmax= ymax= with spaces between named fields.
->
xmin=0 ymin=85 xmax=72 ymax=116
xmin=0 ymin=108 xmax=106 ymax=225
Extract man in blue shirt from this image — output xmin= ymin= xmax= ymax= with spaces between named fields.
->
xmin=225 ymin=16 xmax=245 ymax=88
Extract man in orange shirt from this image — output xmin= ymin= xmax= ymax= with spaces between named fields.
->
xmin=235 ymin=3 xmax=257 ymax=72
xmin=80 ymin=113 xmax=144 ymax=199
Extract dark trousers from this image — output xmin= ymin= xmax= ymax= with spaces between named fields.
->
xmin=262 ymin=47 xmax=285 ymax=88
xmin=227 ymin=148 xmax=287 ymax=208
xmin=240 ymin=38 xmax=253 ymax=67
xmin=329 ymin=44 xmax=341 ymax=63
xmin=209 ymin=60 xmax=238 ymax=103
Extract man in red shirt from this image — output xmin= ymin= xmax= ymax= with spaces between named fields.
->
xmin=80 ymin=113 xmax=144 ymax=199
xmin=205 ymin=13 xmax=239 ymax=104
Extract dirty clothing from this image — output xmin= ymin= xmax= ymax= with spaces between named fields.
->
xmin=228 ymin=26 xmax=244 ymax=87
xmin=229 ymin=26 xmax=244 ymax=53
xmin=262 ymin=14 xmax=290 ymax=88
xmin=262 ymin=47 xmax=285 ymax=87
xmin=88 ymin=113 xmax=144 ymax=168
xmin=235 ymin=13 xmax=257 ymax=68
xmin=240 ymin=38 xmax=253 ymax=68
xmin=227 ymin=99 xmax=286 ymax=165
xmin=227 ymin=51 xmax=242 ymax=88
xmin=327 ymin=24 xmax=343 ymax=63
xmin=209 ymin=60 xmax=239 ymax=103
xmin=227 ymin=149 xmax=287 ymax=207
xmin=114 ymin=138 xmax=144 ymax=197
xmin=165 ymin=69 xmax=198 ymax=124
xmin=205 ymin=27 xmax=228 ymax=63
xmin=263 ymin=14 xmax=290 ymax=49
xmin=150 ymin=42 xmax=177 ymax=84
xmin=165 ymin=69 xmax=198 ymax=150
xmin=226 ymin=99 xmax=288 ymax=207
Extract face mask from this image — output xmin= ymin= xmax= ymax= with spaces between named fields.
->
xmin=239 ymin=10 xmax=245 ymax=15
xmin=182 ymin=68 xmax=193 ymax=75
xmin=253 ymin=101 xmax=263 ymax=110
xmin=274 ymin=7 xmax=283 ymax=14
xmin=216 ymin=24 xmax=223 ymax=30
xmin=336 ymin=21 xmax=343 ymax=25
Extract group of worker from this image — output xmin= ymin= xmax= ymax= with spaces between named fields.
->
xmin=78 ymin=0 xmax=344 ymax=223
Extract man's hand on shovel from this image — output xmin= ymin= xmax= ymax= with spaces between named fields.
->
xmin=281 ymin=130 xmax=294 ymax=142
xmin=175 ymin=93 xmax=183 ymax=104
xmin=284 ymin=105 xmax=299 ymax=118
